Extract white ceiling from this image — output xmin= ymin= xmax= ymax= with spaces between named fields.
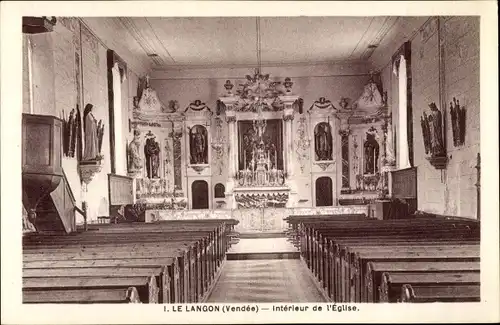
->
xmin=113 ymin=16 xmax=406 ymax=70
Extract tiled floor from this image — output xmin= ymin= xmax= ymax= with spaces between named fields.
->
xmin=207 ymin=238 xmax=324 ymax=303
xmin=207 ymin=259 xmax=325 ymax=303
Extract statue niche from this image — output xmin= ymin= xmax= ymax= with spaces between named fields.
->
xmin=314 ymin=122 xmax=333 ymax=161
xmin=144 ymin=131 xmax=160 ymax=179
xmin=364 ymin=130 xmax=380 ymax=175
xmin=189 ymin=125 xmax=208 ymax=164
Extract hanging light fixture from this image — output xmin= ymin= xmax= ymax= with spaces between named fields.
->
xmin=251 ymin=17 xmax=267 ymax=140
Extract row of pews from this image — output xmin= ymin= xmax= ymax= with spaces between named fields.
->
xmin=22 ymin=219 xmax=239 ymax=304
xmin=285 ymin=214 xmax=480 ymax=303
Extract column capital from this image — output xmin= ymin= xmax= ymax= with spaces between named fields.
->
xmin=226 ymin=115 xmax=237 ymax=123
xmin=219 ymin=96 xmax=239 ymax=109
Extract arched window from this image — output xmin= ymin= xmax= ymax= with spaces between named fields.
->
xmin=192 ymin=180 xmax=209 ymax=209
xmin=111 ymin=62 xmax=127 ymax=175
xmin=315 ymin=177 xmax=333 ymax=207
xmin=214 ymin=183 xmax=225 ymax=198
xmin=392 ymin=41 xmax=413 ymax=169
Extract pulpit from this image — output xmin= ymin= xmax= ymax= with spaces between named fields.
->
xmin=22 ymin=114 xmax=63 ymax=225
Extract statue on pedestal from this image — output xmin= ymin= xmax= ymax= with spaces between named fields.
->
xmin=427 ymin=103 xmax=445 ymax=156
xmin=384 ymin=114 xmax=396 ymax=166
xmin=128 ymin=129 xmax=143 ymax=175
xmin=314 ymin=122 xmax=333 ymax=161
xmin=190 ymin=125 xmax=208 ymax=164
xmin=364 ymin=129 xmax=380 ymax=175
xmin=82 ymin=103 xmax=101 ymax=161
xmin=144 ymin=131 xmax=160 ymax=179
xmin=353 ymin=74 xmax=384 ymax=112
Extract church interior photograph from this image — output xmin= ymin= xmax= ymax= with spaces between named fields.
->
xmin=19 ymin=15 xmax=482 ymax=305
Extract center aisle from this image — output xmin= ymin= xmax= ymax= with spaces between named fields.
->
xmin=207 ymin=238 xmax=326 ymax=303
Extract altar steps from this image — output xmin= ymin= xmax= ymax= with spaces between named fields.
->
xmin=239 ymin=232 xmax=286 ymax=239
xmin=226 ymin=238 xmax=300 ymax=261
xmin=227 ymin=252 xmax=300 ymax=260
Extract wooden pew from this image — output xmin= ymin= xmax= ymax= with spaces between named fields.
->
xmin=23 ymin=266 xmax=170 ymax=304
xmin=379 ymin=271 xmax=480 ymax=302
xmin=367 ymin=261 xmax=480 ymax=303
xmin=320 ymin=238 xmax=477 ymax=301
xmin=400 ymin=283 xmax=480 ymax=303
xmin=23 ymin=219 xmax=237 ymax=304
xmin=306 ymin=224 xmax=478 ymax=290
xmin=24 ymin=241 xmax=195 ymax=303
xmin=349 ymin=245 xmax=479 ymax=303
xmin=23 ymin=275 xmax=158 ymax=303
xmin=26 ymin=222 xmax=228 ymax=274
xmin=288 ymin=216 xmax=480 ymax=304
xmin=300 ymin=219 xmax=478 ymax=270
xmin=23 ymin=258 xmax=180 ymax=304
xmin=284 ymin=214 xmax=370 ymax=246
xmin=24 ymin=286 xmax=142 ymax=304
xmin=24 ymin=231 xmax=220 ymax=303
xmin=326 ymin=239 xmax=479 ymax=303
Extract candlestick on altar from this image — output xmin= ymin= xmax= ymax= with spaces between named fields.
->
xmin=274 ymin=149 xmax=277 ymax=169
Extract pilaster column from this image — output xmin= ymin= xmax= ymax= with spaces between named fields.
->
xmin=172 ymin=123 xmax=184 ymax=195
xmin=283 ymin=112 xmax=295 ymax=178
xmin=280 ymin=96 xmax=299 ymax=178
xmin=381 ymin=113 xmax=396 ymax=197
xmin=280 ymin=95 xmax=299 ymax=207
xmin=226 ymin=113 xmax=237 ymax=182
xmin=220 ymin=96 xmax=238 ymax=209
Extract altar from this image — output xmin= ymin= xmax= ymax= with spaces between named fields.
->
xmin=124 ymin=69 xmax=394 ymax=232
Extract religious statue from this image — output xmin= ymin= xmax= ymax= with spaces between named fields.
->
xmin=427 ymin=102 xmax=445 ymax=156
xmin=190 ymin=126 xmax=208 ymax=164
xmin=97 ymin=119 xmax=104 ymax=154
xmin=133 ymin=96 xmax=140 ymax=110
xmin=314 ymin=122 xmax=333 ymax=161
xmin=450 ymin=97 xmax=466 ymax=147
xmin=128 ymin=129 xmax=143 ymax=174
xmin=144 ymin=131 xmax=160 ymax=178
xmin=364 ymin=131 xmax=380 ymax=175
xmin=62 ymin=106 xmax=81 ymax=158
xmin=82 ymin=103 xmax=101 ymax=161
xmin=353 ymin=74 xmax=384 ymax=111
xmin=138 ymin=75 xmax=163 ymax=112
xmin=163 ymin=100 xmax=179 ymax=113
xmin=216 ymin=100 xmax=225 ymax=116
xmin=384 ymin=114 xmax=396 ymax=165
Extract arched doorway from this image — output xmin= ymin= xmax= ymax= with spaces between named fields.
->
xmin=315 ymin=177 xmax=333 ymax=207
xmin=192 ymin=180 xmax=209 ymax=209
xmin=214 ymin=183 xmax=225 ymax=198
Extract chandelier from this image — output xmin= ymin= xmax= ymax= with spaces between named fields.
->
xmin=242 ymin=17 xmax=272 ymax=140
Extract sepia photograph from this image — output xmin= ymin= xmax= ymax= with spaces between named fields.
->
xmin=1 ymin=1 xmax=499 ymax=324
